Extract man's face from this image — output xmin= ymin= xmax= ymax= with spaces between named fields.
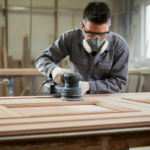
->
xmin=80 ymin=20 xmax=110 ymax=40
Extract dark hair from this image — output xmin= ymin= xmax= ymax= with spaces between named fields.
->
xmin=83 ymin=1 xmax=111 ymax=25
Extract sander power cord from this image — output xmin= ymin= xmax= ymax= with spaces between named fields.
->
xmin=34 ymin=78 xmax=53 ymax=96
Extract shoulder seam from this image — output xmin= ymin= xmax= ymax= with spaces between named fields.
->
xmin=111 ymin=32 xmax=128 ymax=46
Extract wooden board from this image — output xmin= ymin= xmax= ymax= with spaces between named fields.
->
xmin=1 ymin=67 xmax=150 ymax=77
xmin=23 ymin=36 xmax=30 ymax=68
xmin=12 ymin=60 xmax=21 ymax=96
xmin=1 ymin=26 xmax=5 ymax=68
xmin=2 ymin=47 xmax=8 ymax=68
xmin=0 ymin=93 xmax=150 ymax=137
xmin=0 ymin=26 xmax=8 ymax=96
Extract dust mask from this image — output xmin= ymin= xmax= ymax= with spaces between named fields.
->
xmin=83 ymin=38 xmax=108 ymax=54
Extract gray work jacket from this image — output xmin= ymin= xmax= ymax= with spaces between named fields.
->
xmin=35 ymin=28 xmax=129 ymax=94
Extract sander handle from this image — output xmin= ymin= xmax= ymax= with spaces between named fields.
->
xmin=34 ymin=78 xmax=55 ymax=96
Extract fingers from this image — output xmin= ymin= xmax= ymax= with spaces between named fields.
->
xmin=79 ymin=81 xmax=90 ymax=95
xmin=51 ymin=67 xmax=69 ymax=85
xmin=55 ymin=73 xmax=64 ymax=85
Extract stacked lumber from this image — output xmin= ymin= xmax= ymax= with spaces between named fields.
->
xmin=22 ymin=36 xmax=31 ymax=96
xmin=0 ymin=27 xmax=8 ymax=96
xmin=0 ymin=28 xmax=34 ymax=97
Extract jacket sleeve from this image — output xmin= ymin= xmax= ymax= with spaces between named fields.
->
xmin=88 ymin=42 xmax=129 ymax=94
xmin=35 ymin=32 xmax=70 ymax=77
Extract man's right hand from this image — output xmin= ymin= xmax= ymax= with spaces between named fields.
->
xmin=51 ymin=67 xmax=69 ymax=85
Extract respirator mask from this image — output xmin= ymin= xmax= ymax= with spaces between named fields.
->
xmin=83 ymin=38 xmax=108 ymax=54
xmin=82 ymin=24 xmax=109 ymax=54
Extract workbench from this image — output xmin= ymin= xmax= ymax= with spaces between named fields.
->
xmin=0 ymin=93 xmax=150 ymax=150
xmin=0 ymin=67 xmax=150 ymax=77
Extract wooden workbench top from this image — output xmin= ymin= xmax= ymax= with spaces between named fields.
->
xmin=0 ymin=92 xmax=150 ymax=150
xmin=0 ymin=92 xmax=150 ymax=136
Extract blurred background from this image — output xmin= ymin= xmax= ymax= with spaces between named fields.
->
xmin=0 ymin=0 xmax=150 ymax=97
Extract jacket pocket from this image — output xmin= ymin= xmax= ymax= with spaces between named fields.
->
xmin=97 ymin=62 xmax=112 ymax=70
xmin=93 ymin=62 xmax=112 ymax=80
xmin=70 ymin=53 xmax=88 ymax=66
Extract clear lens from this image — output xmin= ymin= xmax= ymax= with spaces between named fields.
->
xmin=85 ymin=32 xmax=107 ymax=39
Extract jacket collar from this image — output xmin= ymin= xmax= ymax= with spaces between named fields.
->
xmin=77 ymin=30 xmax=113 ymax=51
xmin=77 ymin=29 xmax=84 ymax=45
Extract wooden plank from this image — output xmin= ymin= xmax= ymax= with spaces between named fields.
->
xmin=13 ymin=60 xmax=21 ymax=96
xmin=0 ymin=46 xmax=2 ymax=68
xmin=0 ymin=106 xmax=12 ymax=118
xmin=23 ymin=36 xmax=30 ymax=68
xmin=22 ymin=36 xmax=30 ymax=96
xmin=0 ymin=93 xmax=150 ymax=136
xmin=10 ymin=108 xmax=29 ymax=117
xmin=0 ymin=96 xmax=148 ymax=117
xmin=1 ymin=26 xmax=5 ymax=68
xmin=9 ymin=105 xmax=118 ymax=117
xmin=2 ymin=47 xmax=8 ymax=68
xmin=0 ymin=92 xmax=149 ymax=101
xmin=94 ymin=101 xmax=136 ymax=112
xmin=0 ymin=68 xmax=147 ymax=77
xmin=113 ymin=0 xmax=119 ymax=32
xmin=122 ymin=98 xmax=150 ymax=104
xmin=21 ymin=77 xmax=30 ymax=96
xmin=0 ymin=26 xmax=7 ymax=97
xmin=8 ymin=56 xmax=13 ymax=68
xmin=0 ymin=101 xmax=94 ymax=107
xmin=0 ymin=116 xmax=150 ymax=136
xmin=0 ymin=68 xmax=42 ymax=76
xmin=0 ymin=106 xmax=20 ymax=118
xmin=0 ymin=46 xmax=2 ymax=96
xmin=2 ymin=44 xmax=8 ymax=98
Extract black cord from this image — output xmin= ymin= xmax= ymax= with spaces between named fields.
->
xmin=34 ymin=78 xmax=53 ymax=96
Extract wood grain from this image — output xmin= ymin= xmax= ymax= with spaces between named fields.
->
xmin=1 ymin=26 xmax=5 ymax=68
xmin=0 ymin=105 xmax=20 ymax=118
xmin=0 ymin=93 xmax=150 ymax=137
xmin=13 ymin=60 xmax=21 ymax=96
xmin=94 ymin=101 xmax=136 ymax=112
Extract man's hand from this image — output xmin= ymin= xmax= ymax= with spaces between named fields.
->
xmin=51 ymin=67 xmax=69 ymax=85
xmin=79 ymin=81 xmax=90 ymax=95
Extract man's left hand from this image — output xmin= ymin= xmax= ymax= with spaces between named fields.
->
xmin=79 ymin=81 xmax=90 ymax=95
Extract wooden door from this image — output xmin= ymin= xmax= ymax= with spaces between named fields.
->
xmin=0 ymin=93 xmax=150 ymax=136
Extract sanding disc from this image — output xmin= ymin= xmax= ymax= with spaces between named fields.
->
xmin=60 ymin=97 xmax=85 ymax=101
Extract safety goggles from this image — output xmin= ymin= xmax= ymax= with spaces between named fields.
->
xmin=83 ymin=24 xmax=109 ymax=39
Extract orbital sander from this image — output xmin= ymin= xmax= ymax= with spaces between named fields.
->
xmin=34 ymin=72 xmax=84 ymax=101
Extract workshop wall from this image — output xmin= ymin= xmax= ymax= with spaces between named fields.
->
xmin=2 ymin=0 xmax=114 ymax=60
xmin=131 ymin=0 xmax=150 ymax=65
xmin=1 ymin=0 xmax=149 ymax=66
xmin=115 ymin=0 xmax=150 ymax=67
xmin=0 ymin=0 xmax=114 ymax=97
xmin=7 ymin=0 xmax=54 ymax=60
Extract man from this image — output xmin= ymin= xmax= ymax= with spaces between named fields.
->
xmin=36 ymin=1 xmax=129 ymax=96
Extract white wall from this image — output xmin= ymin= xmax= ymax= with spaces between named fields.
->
xmin=128 ymin=0 xmax=150 ymax=62
xmin=7 ymin=0 xmax=55 ymax=60
xmin=3 ymin=0 xmax=149 ymax=64
xmin=0 ymin=0 xmax=114 ymax=60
